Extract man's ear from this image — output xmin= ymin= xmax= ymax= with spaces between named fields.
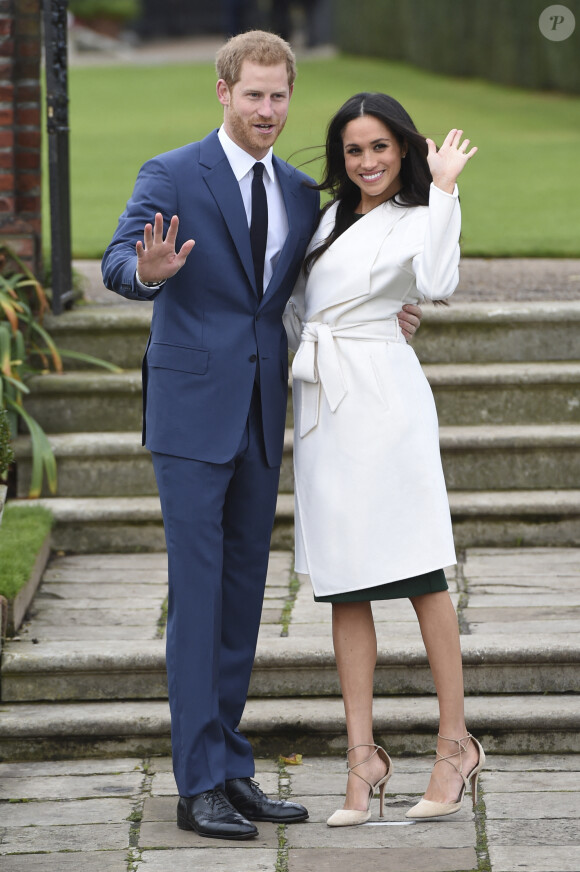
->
xmin=216 ymin=79 xmax=230 ymax=107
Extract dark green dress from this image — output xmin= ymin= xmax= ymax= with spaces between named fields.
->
xmin=313 ymin=568 xmax=448 ymax=603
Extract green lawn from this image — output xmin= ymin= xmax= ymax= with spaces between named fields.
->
xmin=55 ymin=54 xmax=580 ymax=259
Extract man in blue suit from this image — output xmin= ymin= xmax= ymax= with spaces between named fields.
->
xmin=103 ymin=30 xmax=420 ymax=841
xmin=102 ymin=31 xmax=319 ymax=841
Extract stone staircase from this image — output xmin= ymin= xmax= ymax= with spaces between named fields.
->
xmin=14 ymin=299 xmax=580 ymax=550
xmin=2 ymin=289 xmax=579 ymax=761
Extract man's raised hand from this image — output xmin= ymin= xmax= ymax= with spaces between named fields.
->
xmin=136 ymin=213 xmax=195 ymax=283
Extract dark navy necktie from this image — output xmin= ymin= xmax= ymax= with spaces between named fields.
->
xmin=250 ymin=162 xmax=268 ymax=298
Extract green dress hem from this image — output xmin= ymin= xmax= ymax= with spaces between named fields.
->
xmin=313 ymin=568 xmax=448 ymax=603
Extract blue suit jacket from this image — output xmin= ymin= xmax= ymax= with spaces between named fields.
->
xmin=102 ymin=130 xmax=320 ymax=467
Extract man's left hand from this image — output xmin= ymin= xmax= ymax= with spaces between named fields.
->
xmin=398 ymin=304 xmax=422 ymax=341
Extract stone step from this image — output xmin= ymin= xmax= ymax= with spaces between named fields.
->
xmin=43 ymin=301 xmax=580 ymax=368
xmin=2 ymin=636 xmax=579 ymax=703
xmin=0 ymin=695 xmax=578 ymax=761
xmin=13 ymin=490 xmax=580 ymax=552
xmin=23 ymin=361 xmax=580 ymax=433
xmin=14 ymin=424 xmax=580 ymax=497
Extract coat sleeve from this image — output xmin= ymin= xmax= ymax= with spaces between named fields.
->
xmin=283 ymin=270 xmax=306 ymax=352
xmin=412 ymin=183 xmax=461 ymax=302
xmin=101 ymin=156 xmax=177 ymax=302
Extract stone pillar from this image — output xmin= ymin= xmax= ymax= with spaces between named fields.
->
xmin=0 ymin=0 xmax=42 ymax=276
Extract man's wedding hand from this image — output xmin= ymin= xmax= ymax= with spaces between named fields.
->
xmin=398 ymin=303 xmax=422 ymax=341
xmin=136 ymin=213 xmax=195 ymax=283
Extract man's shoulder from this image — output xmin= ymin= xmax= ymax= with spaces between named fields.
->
xmin=273 ymin=156 xmax=318 ymax=195
xmin=145 ymin=131 xmax=221 ymax=170
xmin=148 ymin=140 xmax=201 ymax=166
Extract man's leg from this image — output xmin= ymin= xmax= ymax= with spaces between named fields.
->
xmin=219 ymin=389 xmax=281 ymax=778
xmin=152 ymin=449 xmax=235 ymax=798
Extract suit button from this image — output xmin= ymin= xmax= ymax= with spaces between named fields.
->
xmin=249 ymin=354 xmax=257 ymax=362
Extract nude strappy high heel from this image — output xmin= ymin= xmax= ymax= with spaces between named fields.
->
xmin=327 ymin=743 xmax=393 ymax=827
xmin=405 ymin=733 xmax=485 ymax=819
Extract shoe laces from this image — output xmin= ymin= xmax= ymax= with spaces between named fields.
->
xmin=244 ymin=778 xmax=266 ymax=799
xmin=203 ymin=788 xmax=234 ymax=813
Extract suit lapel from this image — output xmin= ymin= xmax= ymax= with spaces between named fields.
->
xmin=263 ymin=156 xmax=302 ymax=305
xmin=200 ymin=131 xmax=256 ymax=292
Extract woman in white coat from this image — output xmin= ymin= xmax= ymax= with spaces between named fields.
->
xmin=284 ymin=93 xmax=485 ymax=827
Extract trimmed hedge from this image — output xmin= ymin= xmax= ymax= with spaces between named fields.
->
xmin=336 ymin=0 xmax=580 ymax=93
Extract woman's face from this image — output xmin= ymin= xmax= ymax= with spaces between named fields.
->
xmin=341 ymin=115 xmax=404 ymax=211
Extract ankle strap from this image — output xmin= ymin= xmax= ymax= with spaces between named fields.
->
xmin=434 ymin=733 xmax=472 ymax=777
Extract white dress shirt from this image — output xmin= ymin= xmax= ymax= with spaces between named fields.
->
xmin=217 ymin=125 xmax=289 ymax=294
xmin=136 ymin=127 xmax=289 ymax=295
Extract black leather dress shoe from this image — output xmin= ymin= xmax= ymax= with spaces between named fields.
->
xmin=177 ymin=790 xmax=258 ymax=840
xmin=225 ymin=777 xmax=309 ymax=823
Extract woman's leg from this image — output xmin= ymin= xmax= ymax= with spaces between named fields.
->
xmin=410 ymin=591 xmax=480 ymax=802
xmin=332 ymin=601 xmax=389 ymax=810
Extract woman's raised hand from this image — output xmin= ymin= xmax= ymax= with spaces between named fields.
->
xmin=136 ymin=213 xmax=195 ymax=283
xmin=426 ymin=129 xmax=478 ymax=194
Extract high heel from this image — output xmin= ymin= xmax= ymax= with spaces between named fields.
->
xmin=405 ymin=733 xmax=485 ymax=820
xmin=327 ymin=743 xmax=393 ymax=827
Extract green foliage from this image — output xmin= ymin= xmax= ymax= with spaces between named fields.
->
xmin=0 ymin=247 xmax=60 ymax=497
xmin=0 ymin=246 xmax=121 ymax=497
xmin=54 ymin=56 xmax=580 ymax=259
xmin=335 ymin=0 xmax=580 ymax=94
xmin=0 ymin=504 xmax=53 ymax=600
xmin=0 ymin=408 xmax=13 ymax=482
xmin=69 ymin=0 xmax=140 ymax=22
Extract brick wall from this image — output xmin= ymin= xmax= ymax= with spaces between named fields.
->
xmin=0 ymin=0 xmax=42 ymax=275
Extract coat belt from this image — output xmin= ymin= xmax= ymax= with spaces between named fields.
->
xmin=292 ymin=319 xmax=404 ymax=437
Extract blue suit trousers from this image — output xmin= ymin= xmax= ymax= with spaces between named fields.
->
xmin=152 ymin=389 xmax=281 ymax=797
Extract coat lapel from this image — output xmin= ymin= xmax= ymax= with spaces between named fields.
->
xmin=199 ymin=131 xmax=256 ymax=291
xmin=304 ymin=200 xmax=408 ymax=320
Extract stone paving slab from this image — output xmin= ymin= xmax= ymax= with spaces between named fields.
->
xmin=0 ymin=853 xmax=129 ymax=871
xmin=16 ymin=624 xmax=161 ymax=641
xmin=486 ymin=790 xmax=580 ymax=819
xmin=138 ymin=848 xmax=279 ymax=870
xmin=41 ymin=569 xmax=168 ymax=583
xmin=485 ymin=819 xmax=579 ymax=844
xmin=286 ymin=847 xmax=478 ymax=872
xmin=468 ymin=619 xmax=580 ymax=635
xmin=487 ymin=845 xmax=580 ymax=872
xmin=0 ymin=797 xmax=134 ymax=826
xmin=39 ymin=583 xmax=168 ymax=598
xmin=0 ymin=822 xmax=130 ymax=854
xmin=0 ymin=757 xmax=143 ymax=776
xmin=0 ymin=771 xmax=143 ymax=800
xmin=285 ymin=818 xmax=475 ymax=849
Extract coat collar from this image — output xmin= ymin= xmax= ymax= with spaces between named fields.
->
xmin=303 ymin=199 xmax=407 ymax=320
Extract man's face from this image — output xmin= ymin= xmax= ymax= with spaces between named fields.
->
xmin=217 ymin=60 xmax=293 ymax=159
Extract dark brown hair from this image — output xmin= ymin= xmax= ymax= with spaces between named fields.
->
xmin=305 ymin=92 xmax=432 ymax=273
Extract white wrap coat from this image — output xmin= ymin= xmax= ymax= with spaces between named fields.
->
xmin=284 ymin=183 xmax=460 ymax=597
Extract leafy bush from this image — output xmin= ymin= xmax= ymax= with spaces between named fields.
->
xmin=0 ymin=408 xmax=13 ymax=483
xmin=0 ymin=247 xmax=59 ymax=496
xmin=0 ymin=245 xmax=120 ymax=497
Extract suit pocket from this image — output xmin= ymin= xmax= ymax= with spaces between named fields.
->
xmin=147 ymin=342 xmax=209 ymax=374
